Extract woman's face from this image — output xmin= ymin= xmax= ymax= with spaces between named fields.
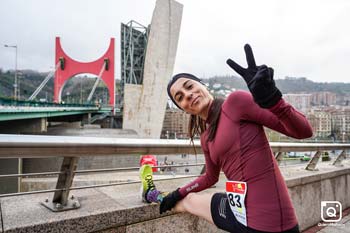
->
xmin=170 ymin=77 xmax=213 ymax=116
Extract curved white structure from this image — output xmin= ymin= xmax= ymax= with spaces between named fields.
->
xmin=123 ymin=0 xmax=183 ymax=138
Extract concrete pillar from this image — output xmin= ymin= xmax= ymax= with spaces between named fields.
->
xmin=123 ymin=0 xmax=183 ymax=138
xmin=81 ymin=113 xmax=92 ymax=126
xmin=0 ymin=159 xmax=19 ymax=194
xmin=0 ymin=118 xmax=47 ymax=134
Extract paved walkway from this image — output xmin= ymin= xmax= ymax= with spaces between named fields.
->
xmin=321 ymin=213 xmax=350 ymax=233
xmin=303 ymin=208 xmax=350 ymax=233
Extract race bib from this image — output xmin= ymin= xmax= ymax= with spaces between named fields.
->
xmin=226 ymin=181 xmax=247 ymax=226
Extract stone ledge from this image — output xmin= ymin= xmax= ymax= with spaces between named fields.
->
xmin=0 ymin=164 xmax=349 ymax=233
xmin=286 ymin=167 xmax=350 ymax=187
xmin=99 ymin=213 xmax=227 ymax=233
xmin=0 ymin=201 xmax=3 ymax=233
xmin=1 ymin=189 xmax=127 ymax=233
xmin=0 ymin=177 xmax=210 ymax=233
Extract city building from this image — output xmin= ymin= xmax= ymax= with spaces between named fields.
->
xmin=330 ymin=107 xmax=350 ymax=142
xmin=161 ymin=108 xmax=190 ymax=139
xmin=311 ymin=92 xmax=337 ymax=106
xmin=306 ymin=106 xmax=350 ymax=142
xmin=307 ymin=108 xmax=332 ymax=139
xmin=336 ymin=93 xmax=350 ymax=106
xmin=283 ymin=94 xmax=312 ymax=113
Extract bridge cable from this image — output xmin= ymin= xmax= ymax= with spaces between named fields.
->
xmin=28 ymin=61 xmax=61 ymax=101
xmin=86 ymin=62 xmax=106 ymax=103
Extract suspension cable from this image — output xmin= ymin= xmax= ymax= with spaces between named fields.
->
xmin=87 ymin=62 xmax=106 ymax=102
xmin=28 ymin=61 xmax=61 ymax=101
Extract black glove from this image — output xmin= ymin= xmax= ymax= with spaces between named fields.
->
xmin=226 ymin=44 xmax=282 ymax=108
xmin=159 ymin=188 xmax=182 ymax=214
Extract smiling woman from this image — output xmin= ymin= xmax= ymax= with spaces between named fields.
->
xmin=166 ymin=73 xmax=224 ymax=143
xmin=139 ymin=44 xmax=314 ymax=233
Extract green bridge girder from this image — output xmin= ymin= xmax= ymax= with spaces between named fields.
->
xmin=0 ymin=98 xmax=114 ymax=121
xmin=0 ymin=108 xmax=112 ymax=121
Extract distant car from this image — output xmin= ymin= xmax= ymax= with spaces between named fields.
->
xmin=300 ymin=156 xmax=310 ymax=161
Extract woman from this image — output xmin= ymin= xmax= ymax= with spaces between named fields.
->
xmin=140 ymin=44 xmax=313 ymax=232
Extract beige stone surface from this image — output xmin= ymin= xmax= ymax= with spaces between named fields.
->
xmin=1 ymin=162 xmax=350 ymax=232
xmin=0 ymin=201 xmax=2 ymax=233
xmin=123 ymin=0 xmax=183 ymax=138
xmin=1 ymin=189 xmax=128 ymax=233
xmin=318 ymin=214 xmax=350 ymax=233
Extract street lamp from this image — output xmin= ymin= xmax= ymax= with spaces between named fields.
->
xmin=4 ymin=44 xmax=18 ymax=100
xmin=5 ymin=44 xmax=20 ymax=193
xmin=17 ymin=71 xmax=23 ymax=100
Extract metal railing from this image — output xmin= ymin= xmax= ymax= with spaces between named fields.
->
xmin=0 ymin=96 xmax=98 ymax=108
xmin=0 ymin=134 xmax=349 ymax=212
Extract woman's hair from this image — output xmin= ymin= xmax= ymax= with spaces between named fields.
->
xmin=188 ymin=97 xmax=225 ymax=144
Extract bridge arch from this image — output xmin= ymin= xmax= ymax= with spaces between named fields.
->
xmin=54 ymin=37 xmax=115 ymax=106
xmin=60 ymin=73 xmax=110 ymax=105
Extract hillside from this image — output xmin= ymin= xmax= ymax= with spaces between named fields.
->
xmin=203 ymin=75 xmax=350 ymax=96
xmin=1 ymin=69 xmax=349 ymax=104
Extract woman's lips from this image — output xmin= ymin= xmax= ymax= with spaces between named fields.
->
xmin=191 ymin=96 xmax=200 ymax=107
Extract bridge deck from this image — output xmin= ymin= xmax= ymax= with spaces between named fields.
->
xmin=0 ymin=105 xmax=113 ymax=121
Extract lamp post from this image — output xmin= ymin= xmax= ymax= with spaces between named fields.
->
xmin=5 ymin=43 xmax=21 ymax=192
xmin=4 ymin=44 xmax=18 ymax=100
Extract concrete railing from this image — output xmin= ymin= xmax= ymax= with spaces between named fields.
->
xmin=0 ymin=134 xmax=350 ymax=232
xmin=2 ymin=134 xmax=350 ymax=157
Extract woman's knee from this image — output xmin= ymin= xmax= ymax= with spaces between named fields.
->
xmin=183 ymin=192 xmax=213 ymax=213
xmin=180 ymin=193 xmax=197 ymax=212
xmin=178 ymin=192 xmax=214 ymax=223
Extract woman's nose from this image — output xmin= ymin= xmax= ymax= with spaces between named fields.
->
xmin=185 ymin=91 xmax=193 ymax=100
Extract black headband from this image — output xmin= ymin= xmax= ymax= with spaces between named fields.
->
xmin=167 ymin=73 xmax=204 ymax=110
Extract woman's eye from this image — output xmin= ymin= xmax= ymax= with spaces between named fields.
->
xmin=188 ymin=84 xmax=193 ymax=89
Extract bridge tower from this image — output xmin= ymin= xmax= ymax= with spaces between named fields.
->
xmin=122 ymin=0 xmax=183 ymax=138
xmin=54 ymin=37 xmax=115 ymax=106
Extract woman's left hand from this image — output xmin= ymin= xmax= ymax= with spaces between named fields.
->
xmin=226 ymin=44 xmax=282 ymax=108
xmin=159 ymin=188 xmax=182 ymax=214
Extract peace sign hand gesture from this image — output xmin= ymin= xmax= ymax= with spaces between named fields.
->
xmin=226 ymin=44 xmax=282 ymax=108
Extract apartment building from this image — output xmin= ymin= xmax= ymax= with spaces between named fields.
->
xmin=284 ymin=94 xmax=312 ymax=113
xmin=311 ymin=92 xmax=337 ymax=106
xmin=161 ymin=108 xmax=190 ymax=139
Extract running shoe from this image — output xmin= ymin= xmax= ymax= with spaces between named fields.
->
xmin=139 ymin=164 xmax=157 ymax=203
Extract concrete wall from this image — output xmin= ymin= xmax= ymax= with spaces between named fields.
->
xmin=22 ymin=155 xmax=140 ymax=174
xmin=0 ymin=159 xmax=18 ymax=194
xmin=0 ymin=118 xmax=47 ymax=134
xmin=123 ymin=84 xmax=142 ymax=132
xmin=287 ymin=169 xmax=350 ymax=230
xmin=96 ymin=169 xmax=350 ymax=232
xmin=21 ymin=128 xmax=140 ymax=175
xmin=98 ymin=213 xmax=226 ymax=233
xmin=123 ymin=0 xmax=183 ymax=138
xmin=1 ymin=167 xmax=349 ymax=232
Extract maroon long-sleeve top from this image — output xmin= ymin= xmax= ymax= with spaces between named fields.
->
xmin=179 ymin=90 xmax=313 ymax=232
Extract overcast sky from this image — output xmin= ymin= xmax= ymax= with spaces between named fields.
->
xmin=1 ymin=0 xmax=350 ymax=83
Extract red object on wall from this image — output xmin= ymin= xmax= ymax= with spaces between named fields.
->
xmin=54 ymin=37 xmax=115 ymax=106
xmin=140 ymin=155 xmax=158 ymax=172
